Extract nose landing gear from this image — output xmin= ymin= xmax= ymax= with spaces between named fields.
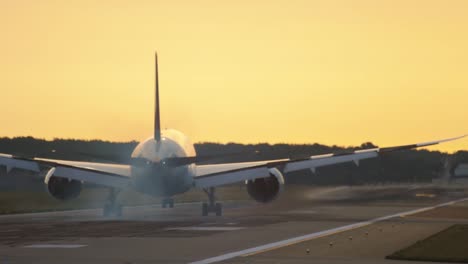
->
xmin=202 ymin=187 xmax=222 ymax=216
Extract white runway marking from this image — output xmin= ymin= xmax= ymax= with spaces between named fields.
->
xmin=189 ymin=197 xmax=468 ymax=264
xmin=285 ymin=210 xmax=318 ymax=215
xmin=166 ymin=226 xmax=244 ymax=231
xmin=24 ymin=244 xmax=87 ymax=249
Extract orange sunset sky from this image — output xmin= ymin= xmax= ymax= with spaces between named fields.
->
xmin=1 ymin=0 xmax=467 ymax=152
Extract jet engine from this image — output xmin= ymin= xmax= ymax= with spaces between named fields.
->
xmin=45 ymin=176 xmax=82 ymax=200
xmin=246 ymin=168 xmax=285 ymax=203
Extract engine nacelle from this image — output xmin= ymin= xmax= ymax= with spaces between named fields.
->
xmin=246 ymin=168 xmax=285 ymax=203
xmin=45 ymin=176 xmax=82 ymax=201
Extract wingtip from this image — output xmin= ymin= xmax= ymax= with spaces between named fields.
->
xmin=443 ymin=134 xmax=467 ymax=141
xmin=455 ymin=134 xmax=467 ymax=140
xmin=416 ymin=134 xmax=467 ymax=148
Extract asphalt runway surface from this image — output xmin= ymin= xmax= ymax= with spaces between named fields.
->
xmin=0 ymin=185 xmax=467 ymax=264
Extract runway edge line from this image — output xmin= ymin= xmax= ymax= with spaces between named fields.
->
xmin=188 ymin=197 xmax=468 ymax=264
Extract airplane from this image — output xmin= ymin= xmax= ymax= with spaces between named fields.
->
xmin=0 ymin=53 xmax=465 ymax=217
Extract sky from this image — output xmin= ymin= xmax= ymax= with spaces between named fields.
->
xmin=1 ymin=0 xmax=467 ymax=152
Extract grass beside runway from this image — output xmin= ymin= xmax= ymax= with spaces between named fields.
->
xmin=0 ymin=184 xmax=332 ymax=215
xmin=2 ymin=184 xmax=466 ymax=215
xmin=0 ymin=186 xmax=249 ymax=214
xmin=387 ymin=224 xmax=468 ymax=263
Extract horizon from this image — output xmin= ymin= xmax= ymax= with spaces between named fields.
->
xmin=0 ymin=135 xmax=460 ymax=154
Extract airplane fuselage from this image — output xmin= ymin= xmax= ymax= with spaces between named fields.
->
xmin=130 ymin=129 xmax=196 ymax=197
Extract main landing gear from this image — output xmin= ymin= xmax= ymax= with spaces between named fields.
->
xmin=103 ymin=188 xmax=122 ymax=217
xmin=202 ymin=187 xmax=222 ymax=216
xmin=161 ymin=197 xmax=174 ymax=208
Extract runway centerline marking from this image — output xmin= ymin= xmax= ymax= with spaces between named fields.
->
xmin=188 ymin=197 xmax=468 ymax=264
xmin=24 ymin=244 xmax=87 ymax=249
xmin=165 ymin=226 xmax=244 ymax=231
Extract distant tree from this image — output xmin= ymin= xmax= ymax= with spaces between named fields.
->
xmin=360 ymin=142 xmax=378 ymax=149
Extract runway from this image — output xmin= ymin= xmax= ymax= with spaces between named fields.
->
xmin=0 ymin=185 xmax=467 ymax=264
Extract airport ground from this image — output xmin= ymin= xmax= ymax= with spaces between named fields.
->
xmin=0 ymin=184 xmax=467 ymax=264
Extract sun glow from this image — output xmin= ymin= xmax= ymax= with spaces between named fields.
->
xmin=1 ymin=0 xmax=467 ymax=152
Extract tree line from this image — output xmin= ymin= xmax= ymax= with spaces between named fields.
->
xmin=1 ymin=136 xmax=467 ymax=186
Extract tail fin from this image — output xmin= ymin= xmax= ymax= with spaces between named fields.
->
xmin=154 ymin=52 xmax=161 ymax=141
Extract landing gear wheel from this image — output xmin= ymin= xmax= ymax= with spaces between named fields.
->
xmin=103 ymin=188 xmax=122 ymax=217
xmin=202 ymin=203 xmax=209 ymax=216
xmin=103 ymin=203 xmax=122 ymax=217
xmin=202 ymin=187 xmax=223 ymax=216
xmin=103 ymin=204 xmax=112 ymax=217
xmin=215 ymin=203 xmax=222 ymax=216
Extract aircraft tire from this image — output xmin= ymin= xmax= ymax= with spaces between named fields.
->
xmin=202 ymin=203 xmax=209 ymax=216
xmin=215 ymin=203 xmax=222 ymax=216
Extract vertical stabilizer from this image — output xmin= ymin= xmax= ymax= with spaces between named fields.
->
xmin=154 ymin=52 xmax=161 ymax=141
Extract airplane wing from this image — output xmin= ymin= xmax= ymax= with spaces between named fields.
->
xmin=194 ymin=135 xmax=466 ymax=188
xmin=0 ymin=154 xmax=131 ymax=189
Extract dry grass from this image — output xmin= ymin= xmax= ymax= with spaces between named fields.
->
xmin=387 ymin=224 xmax=468 ymax=263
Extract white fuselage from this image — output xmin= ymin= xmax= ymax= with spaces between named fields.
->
xmin=130 ymin=129 xmax=196 ymax=197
